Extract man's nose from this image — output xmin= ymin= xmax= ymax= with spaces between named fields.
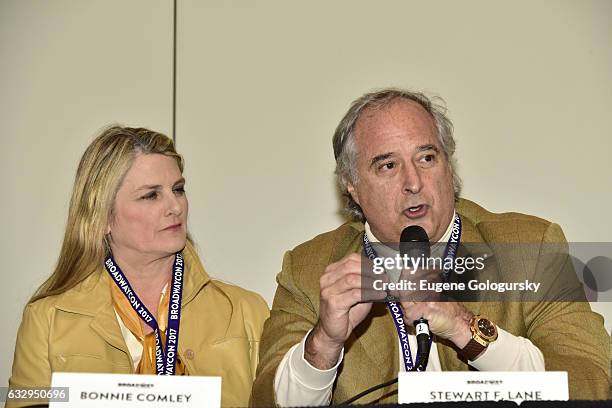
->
xmin=402 ymin=162 xmax=423 ymax=194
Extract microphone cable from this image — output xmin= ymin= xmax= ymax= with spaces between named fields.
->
xmin=338 ymin=377 xmax=398 ymax=405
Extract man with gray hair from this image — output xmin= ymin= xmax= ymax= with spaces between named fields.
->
xmin=251 ymin=88 xmax=610 ymax=405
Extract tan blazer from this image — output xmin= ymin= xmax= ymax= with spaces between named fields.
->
xmin=8 ymin=245 xmax=270 ymax=408
xmin=251 ymin=199 xmax=610 ymax=405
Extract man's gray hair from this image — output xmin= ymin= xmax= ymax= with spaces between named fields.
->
xmin=333 ymin=88 xmax=462 ymax=221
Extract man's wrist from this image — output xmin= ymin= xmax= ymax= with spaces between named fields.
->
xmin=451 ymin=310 xmax=474 ymax=349
xmin=304 ymin=324 xmax=344 ymax=370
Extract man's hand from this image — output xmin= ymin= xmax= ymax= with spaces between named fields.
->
xmin=401 ymin=301 xmax=473 ymax=348
xmin=305 ymin=253 xmax=386 ymax=369
xmin=392 ymin=262 xmax=474 ymax=349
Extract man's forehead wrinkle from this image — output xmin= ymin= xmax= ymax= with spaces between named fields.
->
xmin=356 ymin=124 xmax=440 ymax=155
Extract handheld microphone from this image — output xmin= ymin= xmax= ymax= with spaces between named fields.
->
xmin=400 ymin=225 xmax=431 ymax=372
xmin=413 ymin=317 xmax=431 ymax=371
xmin=400 ymin=225 xmax=430 ymax=268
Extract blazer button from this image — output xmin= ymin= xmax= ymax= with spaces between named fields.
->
xmin=185 ymin=349 xmax=195 ymax=360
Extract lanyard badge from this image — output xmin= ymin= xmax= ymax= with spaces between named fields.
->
xmin=105 ymin=253 xmax=185 ymax=375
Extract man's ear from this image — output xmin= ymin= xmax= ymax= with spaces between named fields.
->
xmin=345 ymin=178 xmax=360 ymax=206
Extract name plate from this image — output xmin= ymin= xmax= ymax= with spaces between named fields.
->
xmin=399 ymin=371 xmax=568 ymax=403
xmin=50 ymin=372 xmax=221 ymax=407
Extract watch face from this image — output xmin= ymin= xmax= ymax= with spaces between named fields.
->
xmin=477 ymin=318 xmax=497 ymax=340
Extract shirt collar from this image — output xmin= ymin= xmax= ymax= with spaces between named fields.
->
xmin=364 ymin=210 xmax=457 ymax=281
xmin=364 ymin=209 xmax=457 ymax=245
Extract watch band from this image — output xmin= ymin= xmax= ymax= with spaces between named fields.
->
xmin=460 ymin=338 xmax=486 ymax=361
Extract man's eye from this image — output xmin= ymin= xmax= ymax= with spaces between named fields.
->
xmin=141 ymin=191 xmax=158 ymax=200
xmin=380 ymin=162 xmax=395 ymax=170
xmin=174 ymin=186 xmax=186 ymax=195
xmin=420 ymin=154 xmax=436 ymax=163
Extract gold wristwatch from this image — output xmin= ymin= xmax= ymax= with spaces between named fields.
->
xmin=459 ymin=315 xmax=498 ymax=361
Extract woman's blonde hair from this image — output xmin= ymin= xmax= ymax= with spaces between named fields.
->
xmin=31 ymin=125 xmax=190 ymax=302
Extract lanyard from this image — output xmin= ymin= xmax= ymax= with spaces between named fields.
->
xmin=441 ymin=215 xmax=462 ymax=281
xmin=362 ymin=214 xmax=462 ymax=371
xmin=105 ymin=253 xmax=185 ymax=375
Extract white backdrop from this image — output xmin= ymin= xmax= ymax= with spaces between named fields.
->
xmin=2 ymin=0 xmax=611 ymax=388
xmin=177 ymin=0 xmax=612 ymax=317
xmin=0 ymin=0 xmax=174 ymax=388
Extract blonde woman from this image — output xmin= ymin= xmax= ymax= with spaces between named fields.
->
xmin=7 ymin=126 xmax=269 ymax=407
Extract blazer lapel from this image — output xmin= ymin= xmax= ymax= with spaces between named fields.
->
xmin=55 ymin=271 xmax=130 ymax=355
xmin=90 ymin=304 xmax=132 ymax=354
xmin=180 ymin=241 xmax=211 ymax=307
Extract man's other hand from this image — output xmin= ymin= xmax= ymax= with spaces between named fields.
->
xmin=305 ymin=253 xmax=386 ymax=369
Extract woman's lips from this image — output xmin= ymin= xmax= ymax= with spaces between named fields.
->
xmin=162 ymin=223 xmax=182 ymax=231
xmin=403 ymin=205 xmax=427 ymax=219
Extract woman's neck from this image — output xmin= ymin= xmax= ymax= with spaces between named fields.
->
xmin=110 ymin=248 xmax=175 ymax=298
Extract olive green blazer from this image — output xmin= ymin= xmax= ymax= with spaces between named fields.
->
xmin=251 ymin=199 xmax=610 ymax=405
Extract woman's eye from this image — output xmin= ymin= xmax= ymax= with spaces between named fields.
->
xmin=141 ymin=191 xmax=158 ymax=200
xmin=174 ymin=186 xmax=186 ymax=195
